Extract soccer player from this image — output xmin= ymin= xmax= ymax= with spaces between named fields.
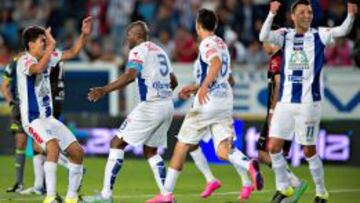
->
xmin=258 ymin=42 xmax=308 ymax=202
xmin=16 ymin=16 xmax=92 ymax=203
xmin=1 ymin=55 xmax=26 ymax=193
xmin=84 ymin=21 xmax=178 ymax=203
xmin=259 ymin=0 xmax=357 ymax=202
xmin=184 ymin=61 xmax=252 ymax=200
xmin=148 ymin=8 xmax=264 ymax=203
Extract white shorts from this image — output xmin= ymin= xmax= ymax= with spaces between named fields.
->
xmin=24 ymin=117 xmax=77 ymax=151
xmin=177 ymin=107 xmax=234 ymax=151
xmin=116 ymin=100 xmax=174 ymax=148
xmin=269 ymin=102 xmax=322 ymax=145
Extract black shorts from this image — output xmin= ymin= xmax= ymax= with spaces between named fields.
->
xmin=9 ymin=104 xmax=25 ymax=134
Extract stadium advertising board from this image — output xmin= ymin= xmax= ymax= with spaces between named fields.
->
xmin=127 ymin=65 xmax=360 ymax=119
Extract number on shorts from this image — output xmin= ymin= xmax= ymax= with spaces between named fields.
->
xmin=221 ymin=54 xmax=228 ymax=77
xmin=157 ymin=54 xmax=169 ymax=76
xmin=306 ymin=126 xmax=315 ymax=140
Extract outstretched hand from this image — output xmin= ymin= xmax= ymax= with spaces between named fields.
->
xmin=45 ymin=27 xmax=56 ymax=50
xmin=82 ymin=16 xmax=93 ymax=35
xmin=88 ymin=87 xmax=106 ymax=102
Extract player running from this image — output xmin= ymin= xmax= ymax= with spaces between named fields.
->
xmin=147 ymin=8 xmax=264 ymax=203
xmin=16 ymin=16 xmax=92 ymax=203
xmin=259 ymin=0 xmax=357 ymax=202
xmin=84 ymin=21 xmax=178 ymax=203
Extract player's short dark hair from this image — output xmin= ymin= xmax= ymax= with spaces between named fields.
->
xmin=22 ymin=26 xmax=45 ymax=50
xmin=197 ymin=8 xmax=217 ymax=32
xmin=291 ymin=0 xmax=311 ymax=13
xmin=127 ymin=20 xmax=149 ymax=40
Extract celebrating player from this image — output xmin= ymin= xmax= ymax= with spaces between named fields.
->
xmin=84 ymin=20 xmax=178 ymax=203
xmin=148 ymin=8 xmax=264 ymax=203
xmin=16 ymin=16 xmax=92 ymax=203
xmin=259 ymin=0 xmax=357 ymax=202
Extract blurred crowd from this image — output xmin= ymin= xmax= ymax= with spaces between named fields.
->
xmin=0 ymin=0 xmax=360 ymax=69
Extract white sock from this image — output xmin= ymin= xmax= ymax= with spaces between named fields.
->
xmin=234 ymin=165 xmax=252 ymax=187
xmin=148 ymin=154 xmax=167 ymax=194
xmin=164 ymin=168 xmax=180 ymax=194
xmin=190 ymin=148 xmax=216 ymax=183
xmin=306 ymin=155 xmax=327 ymax=195
xmin=270 ymin=152 xmax=290 ymax=191
xmin=58 ymin=153 xmax=69 ymax=169
xmin=228 ymin=148 xmax=250 ymax=170
xmin=101 ymin=149 xmax=124 ymax=199
xmin=44 ymin=161 xmax=57 ymax=197
xmin=286 ymin=167 xmax=301 ymax=187
xmin=33 ymin=154 xmax=45 ymax=189
xmin=66 ymin=162 xmax=83 ymax=199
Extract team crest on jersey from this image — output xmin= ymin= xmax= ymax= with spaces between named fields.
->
xmin=288 ymin=50 xmax=309 ymax=70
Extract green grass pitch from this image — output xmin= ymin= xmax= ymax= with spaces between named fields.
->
xmin=0 ymin=156 xmax=359 ymax=202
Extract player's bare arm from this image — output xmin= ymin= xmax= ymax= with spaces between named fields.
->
xmin=170 ymin=72 xmax=178 ymax=90
xmin=198 ymin=56 xmax=222 ymax=105
xmin=0 ymin=79 xmax=13 ymax=104
xmin=29 ymin=28 xmax=56 ymax=75
xmin=88 ymin=68 xmax=137 ymax=102
xmin=61 ymin=16 xmax=92 ymax=61
xmin=178 ymin=84 xmax=199 ymax=100
xmin=259 ymin=1 xmax=283 ymax=44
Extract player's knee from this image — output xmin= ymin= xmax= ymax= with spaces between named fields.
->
xmin=110 ymin=136 xmax=127 ymax=149
xmin=143 ymin=146 xmax=157 ymax=159
xmin=303 ymin=145 xmax=317 ymax=158
xmin=46 ymin=139 xmax=60 ymax=161
xmin=66 ymin=142 xmax=84 ymax=164
xmin=267 ymin=140 xmax=282 ymax=154
xmin=216 ymin=140 xmax=231 ymax=161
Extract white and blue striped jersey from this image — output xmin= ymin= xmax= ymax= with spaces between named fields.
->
xmin=16 ymin=50 xmax=62 ymax=126
xmin=266 ymin=28 xmax=335 ymax=103
xmin=196 ymin=35 xmax=232 ymax=95
xmin=127 ymin=41 xmax=173 ymax=102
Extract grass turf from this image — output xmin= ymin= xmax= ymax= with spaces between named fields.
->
xmin=0 ymin=156 xmax=359 ymax=203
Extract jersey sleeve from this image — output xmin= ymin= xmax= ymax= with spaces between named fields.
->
xmin=3 ymin=63 xmax=13 ymax=81
xmin=126 ymin=46 xmax=145 ymax=72
xmin=49 ymin=49 xmax=63 ymax=67
xmin=199 ymin=40 xmax=221 ymax=63
xmin=20 ymin=56 xmax=38 ymax=76
xmin=318 ymin=27 xmax=335 ymax=46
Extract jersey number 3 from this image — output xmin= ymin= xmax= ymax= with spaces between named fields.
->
xmin=157 ymin=54 xmax=169 ymax=76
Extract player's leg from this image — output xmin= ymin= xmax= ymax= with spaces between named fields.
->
xmin=189 ymin=145 xmax=221 ymax=198
xmin=296 ymin=103 xmax=328 ymax=203
xmin=6 ymin=131 xmax=27 ymax=193
xmin=268 ymin=103 xmax=295 ymax=202
xmin=144 ymin=146 xmax=167 ymax=195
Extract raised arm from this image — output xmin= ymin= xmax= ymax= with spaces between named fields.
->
xmin=29 ymin=28 xmax=56 ymax=75
xmin=61 ymin=16 xmax=92 ymax=61
xmin=331 ymin=3 xmax=357 ymax=38
xmin=259 ymin=1 xmax=284 ymax=46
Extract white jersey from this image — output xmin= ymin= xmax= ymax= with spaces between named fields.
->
xmin=16 ymin=50 xmax=62 ymax=126
xmin=127 ymin=41 xmax=173 ymax=102
xmin=268 ymin=28 xmax=335 ymax=103
xmin=193 ymin=35 xmax=232 ymax=110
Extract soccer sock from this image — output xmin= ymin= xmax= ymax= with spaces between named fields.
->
xmin=33 ymin=154 xmax=45 ymax=189
xmin=148 ymin=154 xmax=167 ymax=194
xmin=164 ymin=168 xmax=180 ymax=194
xmin=66 ymin=162 xmax=83 ymax=199
xmin=234 ymin=164 xmax=252 ymax=187
xmin=228 ymin=148 xmax=250 ymax=170
xmin=306 ymin=155 xmax=327 ymax=195
xmin=286 ymin=167 xmax=301 ymax=188
xmin=15 ymin=149 xmax=26 ymax=184
xmin=270 ymin=152 xmax=290 ymax=191
xmin=44 ymin=161 xmax=57 ymax=197
xmin=58 ymin=153 xmax=69 ymax=169
xmin=190 ymin=148 xmax=216 ymax=183
xmin=101 ymin=149 xmax=124 ymax=199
